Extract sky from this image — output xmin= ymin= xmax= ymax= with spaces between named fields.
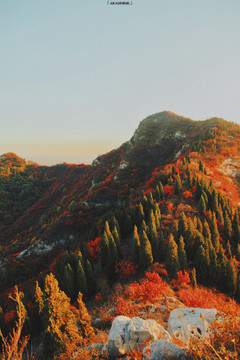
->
xmin=0 ymin=0 xmax=240 ymax=165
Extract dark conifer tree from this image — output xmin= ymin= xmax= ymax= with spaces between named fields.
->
xmin=85 ymin=259 xmax=96 ymax=296
xmin=174 ymin=174 xmax=182 ymax=195
xmin=177 ymin=212 xmax=188 ymax=241
xmin=198 ymin=194 xmax=206 ymax=212
xmin=211 ymin=212 xmax=220 ymax=253
xmin=133 ymin=225 xmax=140 ymax=265
xmin=194 ymin=245 xmax=207 ymax=284
xmin=166 ymin=234 xmax=180 ymax=278
xmin=100 ymin=231 xmax=109 ymax=270
xmin=178 ymin=236 xmax=187 ymax=271
xmin=226 ymin=258 xmax=238 ymax=295
xmin=106 ymin=236 xmax=118 ymax=281
xmin=139 ymin=230 xmax=153 ymax=271
xmin=190 ymin=267 xmax=197 ymax=288
xmin=224 ymin=211 xmax=232 ymax=242
xmin=75 ymin=260 xmax=88 ymax=300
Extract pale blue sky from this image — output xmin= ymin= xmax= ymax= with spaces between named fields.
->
xmin=0 ymin=0 xmax=240 ymax=165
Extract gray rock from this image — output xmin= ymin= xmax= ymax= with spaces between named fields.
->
xmin=106 ymin=316 xmax=171 ymax=357
xmin=143 ymin=340 xmax=186 ymax=359
xmin=168 ymin=307 xmax=217 ymax=346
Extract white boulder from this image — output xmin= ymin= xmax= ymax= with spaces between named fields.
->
xmin=167 ymin=307 xmax=217 ymax=346
xmin=106 ymin=316 xmax=171 ymax=357
xmin=143 ymin=340 xmax=186 ymax=359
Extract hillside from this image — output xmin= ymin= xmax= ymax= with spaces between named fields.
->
xmin=0 ymin=111 xmax=240 ymax=359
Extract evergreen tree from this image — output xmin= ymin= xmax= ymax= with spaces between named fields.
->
xmin=106 ymin=236 xmax=118 ymax=281
xmin=154 ymin=203 xmax=161 ymax=229
xmin=75 ymin=260 xmax=88 ymax=300
xmin=174 ymin=174 xmax=182 ymax=195
xmin=85 ymin=260 xmax=96 ymax=297
xmin=133 ymin=225 xmax=140 ymax=265
xmin=226 ymin=240 xmax=232 ymax=259
xmin=198 ymin=194 xmax=206 ymax=212
xmin=148 ymin=210 xmax=159 ymax=258
xmin=194 ymin=245 xmax=207 ymax=284
xmin=178 ymin=236 xmax=187 ymax=271
xmin=190 ymin=268 xmax=197 ymax=288
xmin=166 ymin=234 xmax=180 ymax=278
xmin=158 ymin=181 xmax=165 ymax=200
xmin=35 ymin=273 xmax=82 ymax=358
xmin=112 ymin=225 xmax=121 ymax=256
xmin=136 ymin=203 xmax=145 ymax=225
xmin=226 ymin=258 xmax=238 ymax=295
xmin=209 ymin=247 xmax=220 ymax=286
xmin=139 ymin=230 xmax=153 ymax=271
xmin=211 ymin=189 xmax=219 ymax=214
xmin=76 ymin=292 xmax=94 ymax=340
xmin=100 ymin=231 xmax=109 ymax=270
xmin=177 ymin=212 xmax=188 ymax=241
xmin=224 ymin=211 xmax=232 ymax=242
xmin=211 ymin=212 xmax=220 ymax=253
xmin=63 ymin=263 xmax=75 ymax=300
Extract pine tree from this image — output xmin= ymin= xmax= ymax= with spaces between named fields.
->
xmin=166 ymin=234 xmax=180 ymax=278
xmin=106 ymin=236 xmax=118 ymax=281
xmin=190 ymin=268 xmax=197 ymax=288
xmin=154 ymin=202 xmax=161 ymax=229
xmin=133 ymin=225 xmax=140 ymax=265
xmin=158 ymin=181 xmax=165 ymax=200
xmin=211 ymin=189 xmax=219 ymax=214
xmin=75 ymin=260 xmax=88 ymax=300
xmin=148 ymin=210 xmax=159 ymax=258
xmin=139 ymin=230 xmax=153 ymax=271
xmin=36 ymin=273 xmax=82 ymax=358
xmin=226 ymin=258 xmax=238 ymax=295
xmin=224 ymin=211 xmax=232 ymax=242
xmin=112 ymin=225 xmax=121 ymax=256
xmin=209 ymin=247 xmax=220 ymax=286
xmin=198 ymin=195 xmax=206 ymax=212
xmin=76 ymin=292 xmax=94 ymax=340
xmin=136 ymin=203 xmax=145 ymax=225
xmin=177 ymin=212 xmax=188 ymax=241
xmin=178 ymin=236 xmax=187 ymax=271
xmin=85 ymin=260 xmax=96 ymax=297
xmin=211 ymin=212 xmax=220 ymax=253
xmin=100 ymin=231 xmax=109 ymax=269
xmin=63 ymin=263 xmax=75 ymax=300
xmin=194 ymin=245 xmax=207 ymax=284
xmin=174 ymin=174 xmax=182 ymax=194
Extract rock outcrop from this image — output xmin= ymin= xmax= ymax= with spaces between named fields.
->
xmin=105 ymin=316 xmax=171 ymax=357
xmin=167 ymin=307 xmax=217 ymax=346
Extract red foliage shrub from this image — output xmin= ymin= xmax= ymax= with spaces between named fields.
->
xmin=183 ymin=191 xmax=193 ymax=199
xmin=126 ymin=272 xmax=167 ymax=303
xmin=178 ymin=286 xmax=239 ymax=314
xmin=177 ymin=271 xmax=190 ymax=284
xmin=88 ymin=237 xmax=101 ymax=261
xmin=115 ymin=259 xmax=137 ymax=280
xmin=163 ymin=185 xmax=174 ymax=197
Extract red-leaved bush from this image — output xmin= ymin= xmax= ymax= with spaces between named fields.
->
xmin=115 ymin=259 xmax=137 ymax=280
xmin=126 ymin=272 xmax=167 ymax=303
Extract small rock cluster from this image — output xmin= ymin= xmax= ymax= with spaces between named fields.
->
xmin=89 ymin=305 xmax=217 ymax=359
